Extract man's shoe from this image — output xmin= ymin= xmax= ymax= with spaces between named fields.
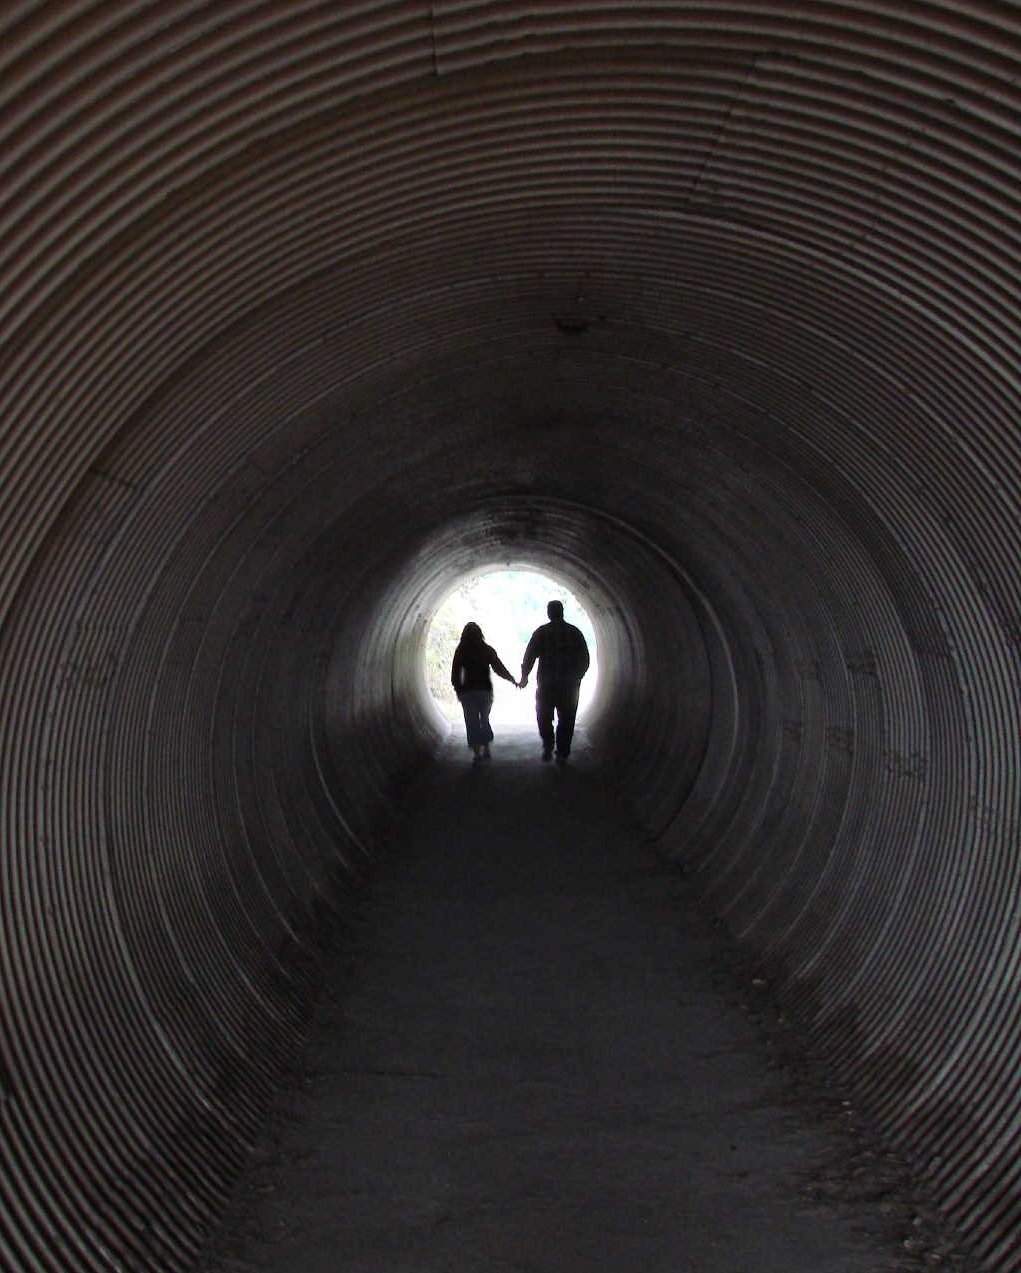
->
xmin=555 ymin=752 xmax=568 ymax=764
xmin=541 ymin=748 xmax=553 ymax=762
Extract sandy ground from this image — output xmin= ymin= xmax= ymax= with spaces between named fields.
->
xmin=200 ymin=727 xmax=969 ymax=1273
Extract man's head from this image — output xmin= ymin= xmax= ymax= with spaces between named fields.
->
xmin=547 ymin=600 xmax=564 ymax=621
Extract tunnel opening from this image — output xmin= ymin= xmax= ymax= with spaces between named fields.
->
xmin=313 ymin=494 xmax=719 ymax=867
xmin=423 ymin=566 xmax=600 ymax=730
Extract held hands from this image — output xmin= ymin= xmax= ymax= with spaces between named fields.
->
xmin=517 ymin=675 xmax=528 ymax=689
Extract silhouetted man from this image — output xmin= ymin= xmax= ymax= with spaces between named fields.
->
xmin=519 ymin=600 xmax=590 ymax=763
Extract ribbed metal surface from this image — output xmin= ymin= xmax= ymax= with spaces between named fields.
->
xmin=1 ymin=2 xmax=1019 ymax=1269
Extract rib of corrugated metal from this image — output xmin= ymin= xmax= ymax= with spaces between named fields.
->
xmin=0 ymin=3 xmax=1019 ymax=1270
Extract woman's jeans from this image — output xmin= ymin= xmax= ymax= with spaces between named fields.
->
xmin=460 ymin=691 xmax=495 ymax=747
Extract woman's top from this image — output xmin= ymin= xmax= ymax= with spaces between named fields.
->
xmin=451 ymin=642 xmax=516 ymax=695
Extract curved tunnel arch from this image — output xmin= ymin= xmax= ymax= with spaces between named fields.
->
xmin=1 ymin=5 xmax=1020 ymax=1271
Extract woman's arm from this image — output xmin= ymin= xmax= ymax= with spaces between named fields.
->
xmin=451 ymin=649 xmax=464 ymax=696
xmin=489 ymin=650 xmax=517 ymax=684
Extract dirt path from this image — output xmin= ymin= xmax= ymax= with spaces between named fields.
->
xmin=201 ymin=728 xmax=941 ymax=1273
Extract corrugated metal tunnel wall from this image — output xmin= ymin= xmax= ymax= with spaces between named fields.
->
xmin=0 ymin=3 xmax=1019 ymax=1269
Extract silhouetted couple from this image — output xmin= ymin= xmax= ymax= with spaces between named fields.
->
xmin=451 ymin=600 xmax=590 ymax=765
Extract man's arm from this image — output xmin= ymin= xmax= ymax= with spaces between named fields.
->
xmin=575 ymin=628 xmax=590 ymax=678
xmin=519 ymin=629 xmax=540 ymax=687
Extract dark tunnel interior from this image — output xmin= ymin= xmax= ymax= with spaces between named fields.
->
xmin=1 ymin=5 xmax=1020 ymax=1271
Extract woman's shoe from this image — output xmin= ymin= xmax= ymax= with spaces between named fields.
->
xmin=482 ymin=745 xmax=491 ymax=760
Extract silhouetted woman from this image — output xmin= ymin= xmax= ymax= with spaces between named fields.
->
xmin=451 ymin=622 xmax=517 ymax=762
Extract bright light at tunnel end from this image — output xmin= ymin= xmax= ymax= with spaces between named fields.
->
xmin=424 ymin=568 xmax=599 ymax=727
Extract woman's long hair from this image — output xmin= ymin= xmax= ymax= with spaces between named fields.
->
xmin=458 ymin=621 xmax=485 ymax=648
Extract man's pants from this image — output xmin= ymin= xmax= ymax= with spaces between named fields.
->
xmin=536 ymin=681 xmax=581 ymax=756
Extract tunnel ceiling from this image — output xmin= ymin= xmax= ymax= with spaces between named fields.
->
xmin=2 ymin=5 xmax=1020 ymax=1273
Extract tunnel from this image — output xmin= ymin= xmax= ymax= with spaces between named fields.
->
xmin=1 ymin=3 xmax=1019 ymax=1270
